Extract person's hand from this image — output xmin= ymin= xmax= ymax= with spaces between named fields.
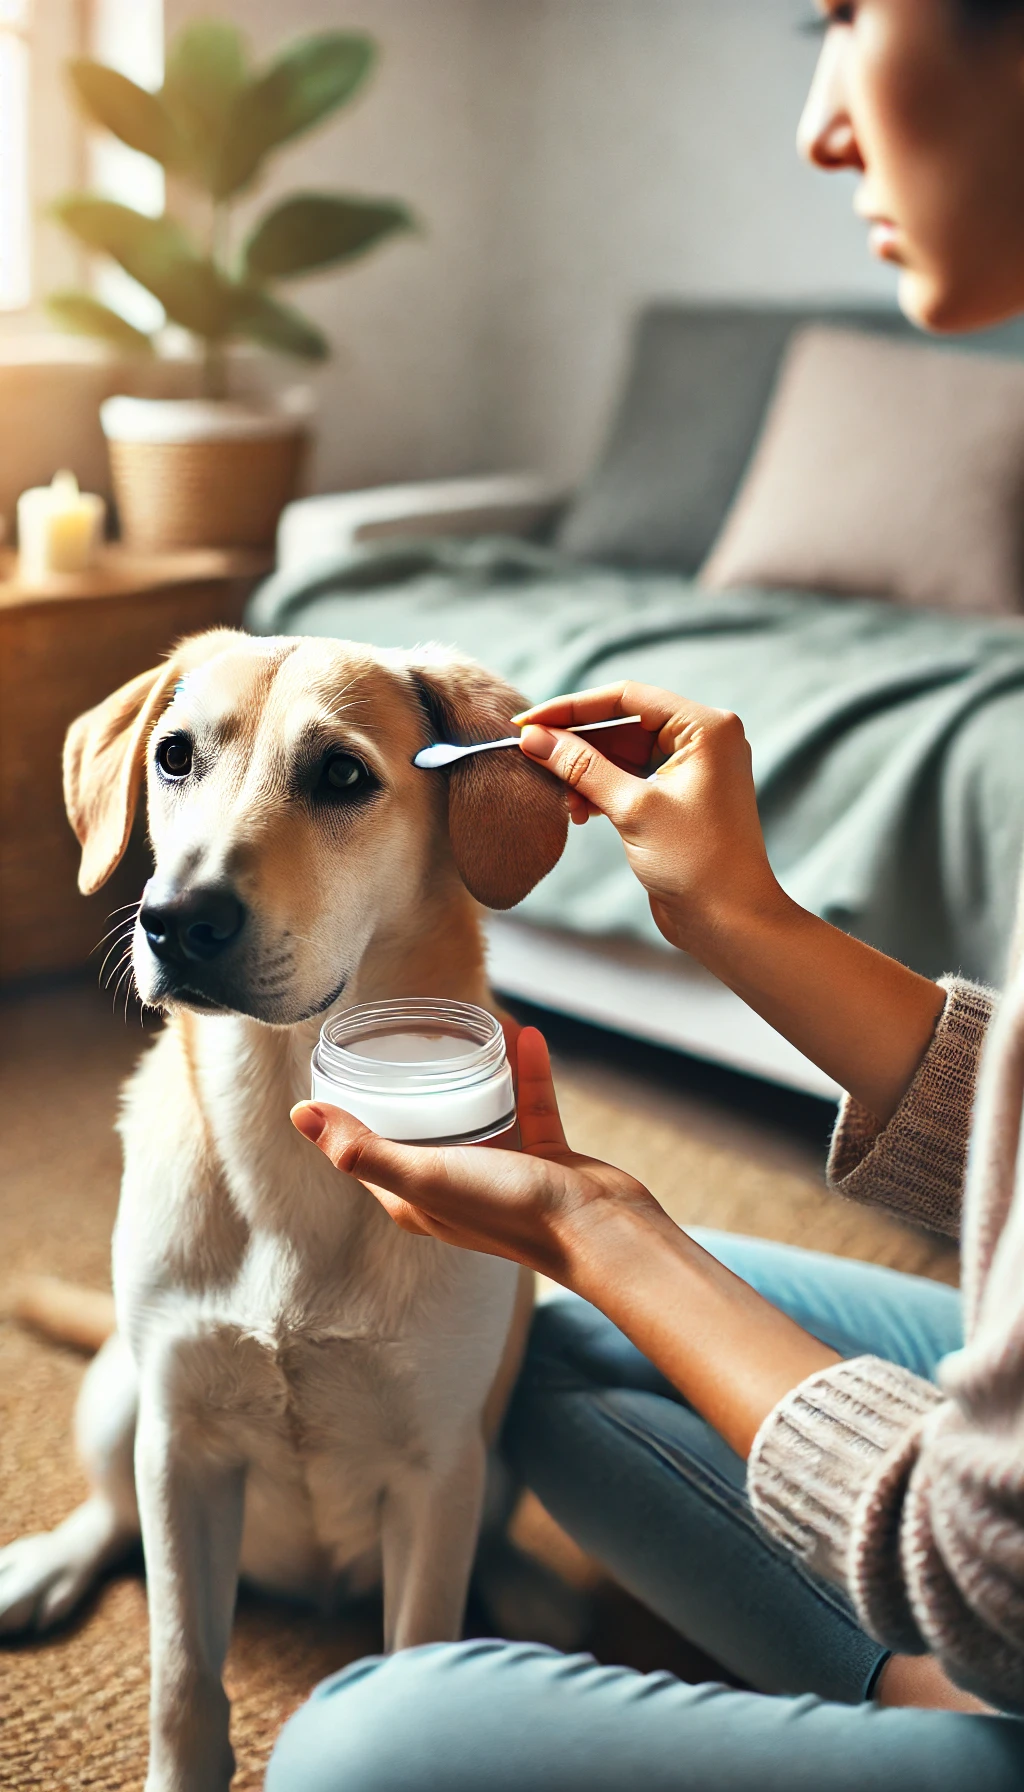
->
xmin=292 ymin=1024 xmax=846 ymax=1469
xmin=515 ymin=681 xmax=946 ymax=1125
xmin=514 ymin=681 xmax=780 ymax=955
xmin=290 ymin=1026 xmax=658 ymax=1283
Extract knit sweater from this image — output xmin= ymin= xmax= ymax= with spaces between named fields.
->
xmin=747 ymin=973 xmax=1024 ymax=1713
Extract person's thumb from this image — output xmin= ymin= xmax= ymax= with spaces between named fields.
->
xmin=291 ymin=1102 xmax=435 ymax=1232
xmin=519 ymin=726 xmax=643 ymax=826
xmin=291 ymin=1102 xmax=423 ymax=1191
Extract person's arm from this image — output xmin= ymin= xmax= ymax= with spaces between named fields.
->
xmin=748 ymin=971 xmax=1024 ymax=1717
xmin=291 ymin=1030 xmax=994 ymax=1712
xmin=560 ymin=1195 xmax=839 ymax=1457
xmin=515 ymin=683 xmax=945 ymax=1123
xmin=292 ymin=1034 xmax=999 ymax=1712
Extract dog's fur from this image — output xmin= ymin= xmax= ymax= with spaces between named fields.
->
xmin=0 ymin=630 xmax=567 ymax=1792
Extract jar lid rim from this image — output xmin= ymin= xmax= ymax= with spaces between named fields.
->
xmin=314 ymin=998 xmax=507 ymax=1095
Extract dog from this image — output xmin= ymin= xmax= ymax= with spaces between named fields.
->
xmin=0 ymin=628 xmax=568 ymax=1792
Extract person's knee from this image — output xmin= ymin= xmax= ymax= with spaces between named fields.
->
xmin=266 ymin=1650 xmax=427 ymax=1792
xmin=265 ymin=1642 xmax=520 ymax=1792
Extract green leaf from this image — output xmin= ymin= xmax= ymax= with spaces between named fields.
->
xmin=156 ymin=260 xmax=254 ymax=340
xmin=214 ymin=34 xmax=375 ymax=199
xmin=242 ymin=192 xmax=413 ymax=280
xmin=162 ymin=20 xmax=249 ymax=192
xmin=51 ymin=197 xmax=246 ymax=340
xmin=45 ymin=289 xmax=155 ymax=354
xmin=235 ymin=289 xmax=329 ymax=360
xmin=67 ymin=61 xmax=184 ymax=170
xmin=53 ymin=196 xmax=191 ymax=267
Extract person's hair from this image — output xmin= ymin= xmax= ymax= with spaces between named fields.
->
xmin=958 ymin=0 xmax=1024 ymax=20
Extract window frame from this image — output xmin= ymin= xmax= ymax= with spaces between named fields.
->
xmin=0 ymin=0 xmax=164 ymax=331
xmin=0 ymin=0 xmax=34 ymax=311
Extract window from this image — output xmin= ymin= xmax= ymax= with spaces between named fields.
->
xmin=0 ymin=0 xmax=31 ymax=311
xmin=0 ymin=0 xmax=164 ymax=321
xmin=90 ymin=0 xmax=164 ymax=331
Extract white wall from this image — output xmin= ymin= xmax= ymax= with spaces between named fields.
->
xmin=132 ymin=3 xmax=905 ymax=490
xmin=166 ymin=0 xmax=502 ymax=493
xmin=477 ymin=0 xmax=896 ymax=482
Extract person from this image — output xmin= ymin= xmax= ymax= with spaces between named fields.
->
xmin=268 ymin=4 xmax=1024 ymax=1786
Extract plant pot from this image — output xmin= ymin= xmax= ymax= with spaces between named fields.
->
xmin=99 ymin=392 xmax=312 ymax=552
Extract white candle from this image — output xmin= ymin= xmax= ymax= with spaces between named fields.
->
xmin=17 ymin=470 xmax=105 ymax=582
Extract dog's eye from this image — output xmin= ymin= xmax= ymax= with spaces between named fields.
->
xmin=156 ymin=734 xmax=193 ymax=779
xmin=323 ymin=752 xmax=369 ymax=795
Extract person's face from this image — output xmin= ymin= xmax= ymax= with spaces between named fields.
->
xmin=799 ymin=0 xmax=1024 ymax=331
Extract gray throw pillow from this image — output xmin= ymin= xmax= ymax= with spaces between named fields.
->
xmin=702 ymin=325 xmax=1024 ymax=617
xmin=555 ymin=304 xmax=911 ymax=573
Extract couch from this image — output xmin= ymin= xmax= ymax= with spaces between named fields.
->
xmin=248 ymin=303 xmax=1024 ymax=1099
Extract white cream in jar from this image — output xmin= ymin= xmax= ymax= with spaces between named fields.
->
xmin=311 ymin=999 xmax=517 ymax=1144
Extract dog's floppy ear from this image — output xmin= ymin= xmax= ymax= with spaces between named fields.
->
xmin=63 ymin=628 xmax=239 ymax=896
xmin=409 ymin=655 xmax=568 ymax=909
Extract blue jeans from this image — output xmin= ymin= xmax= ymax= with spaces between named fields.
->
xmin=267 ymin=1232 xmax=1024 ymax=1790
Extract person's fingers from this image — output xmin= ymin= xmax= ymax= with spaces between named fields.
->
xmin=515 ymin=1028 xmax=569 ymax=1154
xmin=513 ymin=687 xmax=657 ymax=773
xmin=568 ymin=791 xmax=596 ymax=825
xmin=294 ymin=1035 xmax=568 ymax=1172
xmin=501 ymin=1011 xmax=528 ymax=1107
xmin=519 ymin=726 xmax=648 ymax=827
xmin=513 ymin=681 xmax=667 ymax=730
xmin=500 ymin=1012 xmax=523 ymax=1093
xmin=291 ymin=1102 xmax=329 ymax=1143
xmin=292 ymin=1101 xmax=446 ymax=1190
xmin=291 ymin=1100 xmax=538 ymax=1222
xmin=291 ymin=1103 xmax=437 ymax=1231
xmin=514 ymin=683 xmax=734 ymax=775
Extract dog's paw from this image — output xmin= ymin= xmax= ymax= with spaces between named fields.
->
xmin=0 ymin=1531 xmax=91 ymax=1632
xmin=0 ymin=1498 xmax=124 ymax=1633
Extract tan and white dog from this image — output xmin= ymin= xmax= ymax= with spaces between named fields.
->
xmin=0 ymin=629 xmax=567 ymax=1792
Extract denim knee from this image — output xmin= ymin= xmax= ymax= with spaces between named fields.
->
xmin=265 ymin=1642 xmax=526 ymax=1792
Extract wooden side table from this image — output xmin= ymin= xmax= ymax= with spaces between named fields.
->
xmin=0 ymin=547 xmax=272 ymax=983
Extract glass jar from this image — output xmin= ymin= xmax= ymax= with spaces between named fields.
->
xmin=311 ymin=998 xmax=517 ymax=1145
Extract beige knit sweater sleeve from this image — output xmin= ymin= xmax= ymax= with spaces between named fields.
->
xmin=748 ymin=972 xmax=1024 ymax=1713
xmin=824 ymin=975 xmax=995 ymax=1239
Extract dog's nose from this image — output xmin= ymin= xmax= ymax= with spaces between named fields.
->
xmin=140 ymin=885 xmax=246 ymax=965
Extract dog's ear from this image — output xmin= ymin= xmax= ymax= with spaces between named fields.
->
xmin=408 ymin=655 xmax=568 ymax=909
xmin=63 ymin=629 xmax=239 ymax=896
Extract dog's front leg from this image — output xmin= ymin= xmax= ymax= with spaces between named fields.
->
xmin=135 ymin=1395 xmax=245 ymax=1792
xmin=382 ymin=1431 xmax=487 ymax=1651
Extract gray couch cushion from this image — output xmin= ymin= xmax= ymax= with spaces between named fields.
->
xmin=554 ymin=303 xmax=981 ymax=574
xmin=702 ymin=324 xmax=1024 ymax=616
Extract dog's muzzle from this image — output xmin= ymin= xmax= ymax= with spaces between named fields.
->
xmin=140 ymin=882 xmax=246 ymax=968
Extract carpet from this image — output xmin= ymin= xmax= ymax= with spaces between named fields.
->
xmin=0 ymin=981 xmax=958 ymax=1789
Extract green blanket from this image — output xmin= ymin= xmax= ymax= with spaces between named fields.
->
xmin=249 ymin=537 xmax=1024 ymax=985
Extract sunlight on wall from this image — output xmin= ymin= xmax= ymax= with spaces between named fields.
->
xmin=0 ymin=0 xmax=30 ymax=310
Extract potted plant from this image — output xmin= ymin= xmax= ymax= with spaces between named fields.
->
xmin=49 ymin=20 xmax=413 ymax=551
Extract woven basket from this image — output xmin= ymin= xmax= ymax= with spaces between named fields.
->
xmin=107 ymin=429 xmax=308 ymax=552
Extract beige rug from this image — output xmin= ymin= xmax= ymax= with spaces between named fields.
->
xmin=0 ymin=981 xmax=957 ymax=1789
